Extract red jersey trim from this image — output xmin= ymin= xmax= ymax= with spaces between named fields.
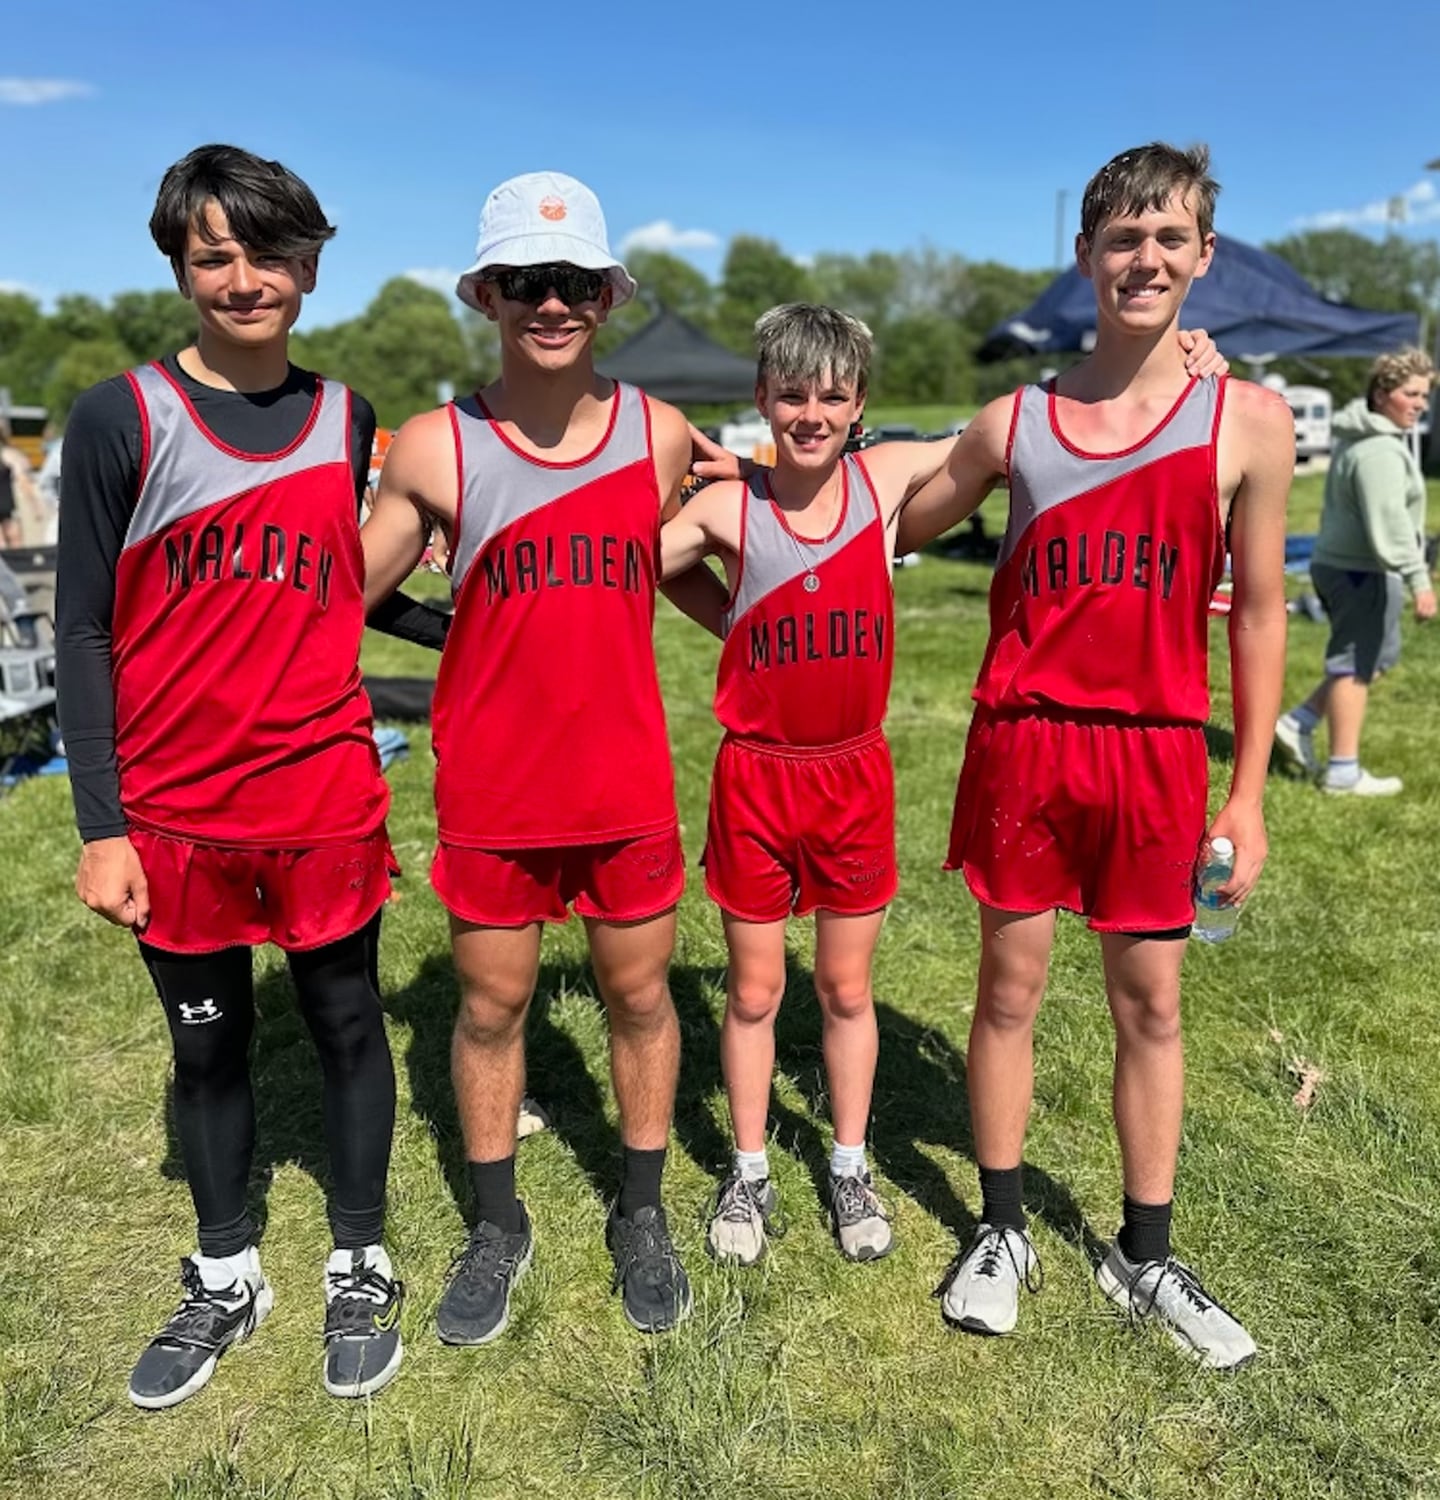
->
xmin=763 ymin=461 xmax=850 ymax=545
xmin=1003 ymin=390 xmax=1023 ymax=479
xmin=1210 ymin=375 xmax=1229 ymax=520
xmin=126 ymin=369 xmax=152 ymax=501
xmin=447 ymin=402 xmax=465 ymax=579
xmin=152 ymin=360 xmax=325 ymax=463
xmin=724 ymin=481 xmax=751 ymax=612
xmin=1046 ymin=376 xmax=1198 ymax=461
xmin=475 ymin=383 xmax=622 ymax=470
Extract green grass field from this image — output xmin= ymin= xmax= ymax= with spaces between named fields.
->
xmin=4 ymin=472 xmax=1440 ymax=1498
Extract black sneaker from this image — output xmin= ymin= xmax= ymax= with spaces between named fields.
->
xmin=607 ymin=1204 xmax=692 ymax=1333
xmin=323 ymin=1247 xmax=405 ymax=1398
xmin=436 ymin=1204 xmax=534 ymax=1346
xmin=128 ymin=1255 xmax=273 ymax=1410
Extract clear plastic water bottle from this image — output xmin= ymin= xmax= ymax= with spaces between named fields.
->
xmin=1192 ymin=836 xmax=1239 ymax=943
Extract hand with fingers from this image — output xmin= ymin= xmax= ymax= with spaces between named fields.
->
xmin=75 ymin=835 xmax=151 ymax=931
xmin=1178 ymin=327 xmax=1229 ymax=380
xmin=1202 ymin=800 xmax=1267 ymax=908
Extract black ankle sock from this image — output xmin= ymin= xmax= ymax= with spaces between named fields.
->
xmin=978 ymin=1164 xmax=1026 ymax=1232
xmin=618 ymin=1146 xmax=667 ymax=1219
xmin=1118 ymin=1196 xmax=1173 ymax=1264
xmin=468 ymin=1156 xmax=521 ymax=1234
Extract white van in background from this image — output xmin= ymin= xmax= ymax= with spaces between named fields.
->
xmin=1284 ymin=385 xmax=1332 ymax=460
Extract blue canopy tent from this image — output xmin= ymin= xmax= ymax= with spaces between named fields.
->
xmin=978 ymin=238 xmax=1420 ymax=363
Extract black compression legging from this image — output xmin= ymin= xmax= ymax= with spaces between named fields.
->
xmin=140 ymin=911 xmax=396 ymax=1256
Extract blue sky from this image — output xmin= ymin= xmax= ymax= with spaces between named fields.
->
xmin=5 ymin=0 xmax=1440 ymax=328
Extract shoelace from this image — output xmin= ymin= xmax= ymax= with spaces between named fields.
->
xmin=326 ymin=1263 xmax=395 ymax=1308
xmin=156 ymin=1260 xmax=248 ymax=1348
xmin=832 ymin=1175 xmax=890 ymax=1227
xmin=1126 ymin=1256 xmax=1220 ymax=1326
xmin=449 ymin=1229 xmax=523 ymax=1284
xmin=934 ymin=1228 xmax=1044 ymax=1298
xmin=610 ymin=1217 xmax=679 ymax=1293
xmin=717 ymin=1177 xmax=766 ymax=1225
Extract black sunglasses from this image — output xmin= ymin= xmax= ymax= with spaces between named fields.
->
xmin=488 ymin=263 xmax=608 ymax=306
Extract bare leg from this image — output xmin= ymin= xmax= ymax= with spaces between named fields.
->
xmin=812 ymin=908 xmax=888 ymax=1149
xmin=719 ymin=914 xmax=788 ymax=1155
xmin=1099 ymin=931 xmax=1186 ymax=1202
xmin=449 ymin=918 xmax=543 ymax=1162
xmin=585 ymin=910 xmax=680 ymax=1150
xmin=967 ymin=906 xmax=1056 ymax=1169
xmin=1325 ymin=674 xmax=1369 ymax=761
xmin=1298 ymin=678 xmax=1331 ymax=719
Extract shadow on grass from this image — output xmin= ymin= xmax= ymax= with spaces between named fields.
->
xmin=157 ymin=935 xmax=1099 ymax=1265
xmin=667 ymin=950 xmax=1105 ymax=1264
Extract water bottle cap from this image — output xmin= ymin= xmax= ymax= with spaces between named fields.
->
xmin=1209 ymin=836 xmax=1234 ymax=859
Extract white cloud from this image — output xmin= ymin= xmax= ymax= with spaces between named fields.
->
xmin=619 ymin=220 xmax=721 ymax=256
xmin=403 ymin=267 xmax=464 ymax=298
xmin=1295 ymin=177 xmax=1440 ymax=230
xmin=0 ymin=77 xmax=94 ymax=106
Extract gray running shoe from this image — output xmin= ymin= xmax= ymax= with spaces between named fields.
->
xmin=1096 ymin=1243 xmax=1257 ymax=1370
xmin=1273 ymin=713 xmax=1318 ymax=776
xmin=829 ymin=1172 xmax=894 ymax=1262
xmin=936 ymin=1224 xmax=1042 ymax=1335
xmin=517 ymin=1096 xmax=550 ymax=1139
xmin=436 ymin=1205 xmax=534 ymax=1346
xmin=607 ymin=1204 xmax=693 ymax=1332
xmin=706 ymin=1173 xmax=779 ymax=1266
xmin=129 ymin=1256 xmax=273 ymax=1410
xmin=322 ymin=1246 xmax=404 ymax=1398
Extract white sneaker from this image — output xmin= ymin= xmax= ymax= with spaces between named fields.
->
xmin=1273 ymin=713 xmax=1318 ymax=775
xmin=517 ymin=1096 xmax=550 ymax=1139
xmin=829 ymin=1172 xmax=894 ymax=1262
xmin=1322 ymin=768 xmax=1402 ymax=797
xmin=706 ymin=1173 xmax=779 ymax=1266
xmin=1096 ymin=1243 xmax=1256 ymax=1370
xmin=936 ymin=1224 xmax=1042 ymax=1335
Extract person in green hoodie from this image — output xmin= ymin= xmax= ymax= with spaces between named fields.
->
xmin=1275 ymin=348 xmax=1434 ymax=795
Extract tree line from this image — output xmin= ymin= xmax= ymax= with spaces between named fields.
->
xmin=1 ymin=229 xmax=1435 ymax=431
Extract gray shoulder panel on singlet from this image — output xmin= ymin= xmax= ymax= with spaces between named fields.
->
xmin=449 ymin=381 xmax=649 ymax=596
xmin=998 ymin=376 xmax=1219 ymax=568
xmin=722 ymin=453 xmax=879 ymax=635
xmin=126 ymin=364 xmax=350 ymax=547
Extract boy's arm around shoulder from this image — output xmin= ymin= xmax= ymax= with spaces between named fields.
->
xmin=650 ymin=398 xmax=731 ymax=638
xmin=894 ymin=396 xmax=1014 ymax=554
xmin=364 ymin=407 xmax=454 ymax=612
xmin=1209 ymin=379 xmax=1294 ymax=905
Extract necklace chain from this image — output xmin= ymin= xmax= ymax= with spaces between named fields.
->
xmin=777 ymin=481 xmax=841 ymax=594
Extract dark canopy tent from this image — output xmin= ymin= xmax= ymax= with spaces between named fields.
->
xmin=598 ymin=311 xmax=756 ymax=403
xmin=979 ymin=238 xmax=1420 ymax=363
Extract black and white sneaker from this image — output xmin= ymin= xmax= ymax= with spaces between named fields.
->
xmin=323 ymin=1246 xmax=405 ymax=1398
xmin=607 ymin=1204 xmax=693 ymax=1332
xmin=128 ymin=1255 xmax=273 ymax=1410
xmin=706 ymin=1173 xmax=780 ymax=1266
xmin=436 ymin=1204 xmax=534 ymax=1346
xmin=1096 ymin=1243 xmax=1257 ymax=1370
xmin=935 ymin=1224 xmax=1042 ymax=1335
xmin=517 ymin=1096 xmax=551 ymax=1140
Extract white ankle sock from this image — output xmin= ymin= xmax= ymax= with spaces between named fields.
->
xmin=830 ymin=1141 xmax=867 ymax=1179
xmin=326 ymin=1243 xmax=392 ymax=1283
xmin=194 ymin=1245 xmax=259 ymax=1292
xmin=734 ymin=1148 xmax=770 ymax=1183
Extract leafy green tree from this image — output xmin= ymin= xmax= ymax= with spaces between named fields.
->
xmin=46 ymin=337 xmax=133 ymax=420
xmin=110 ymin=289 xmax=197 ymax=363
xmin=626 ymin=249 xmax=715 ymax=325
xmin=50 ymin=294 xmax=116 ymax=347
xmin=715 ymin=237 xmax=814 ymax=351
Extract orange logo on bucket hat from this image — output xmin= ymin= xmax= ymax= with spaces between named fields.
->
xmin=538 ymin=196 xmax=567 ymax=221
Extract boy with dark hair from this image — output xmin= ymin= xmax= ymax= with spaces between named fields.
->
xmin=899 ymin=142 xmax=1291 ymax=1367
xmin=661 ymin=302 xmax=1226 ymax=1268
xmin=58 ymin=143 xmax=442 ymax=1407
xmin=362 ymin=171 xmax=729 ymax=1341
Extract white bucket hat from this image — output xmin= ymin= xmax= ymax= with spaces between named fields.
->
xmin=456 ymin=171 xmax=637 ymax=313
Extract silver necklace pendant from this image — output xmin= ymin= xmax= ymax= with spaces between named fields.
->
xmin=803 ymin=571 xmax=821 ymax=593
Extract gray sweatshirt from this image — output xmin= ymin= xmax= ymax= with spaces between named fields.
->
xmin=1312 ymin=398 xmax=1431 ymax=596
